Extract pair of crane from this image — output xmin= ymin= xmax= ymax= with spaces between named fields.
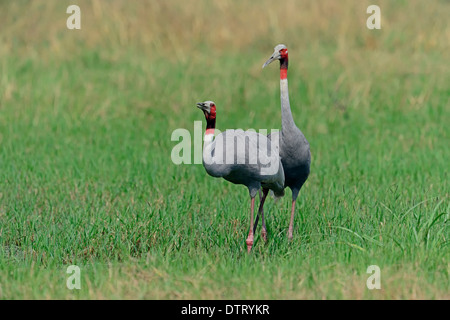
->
xmin=197 ymin=44 xmax=311 ymax=253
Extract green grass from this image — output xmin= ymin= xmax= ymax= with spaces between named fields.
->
xmin=0 ymin=0 xmax=449 ymax=299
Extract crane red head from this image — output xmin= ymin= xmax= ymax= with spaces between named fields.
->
xmin=197 ymin=101 xmax=216 ymax=120
xmin=197 ymin=101 xmax=216 ymax=135
xmin=262 ymin=44 xmax=288 ymax=79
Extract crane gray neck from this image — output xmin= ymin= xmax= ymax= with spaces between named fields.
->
xmin=280 ymin=78 xmax=296 ymax=131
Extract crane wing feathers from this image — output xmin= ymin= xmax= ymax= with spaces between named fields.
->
xmin=203 ymin=129 xmax=284 ymax=193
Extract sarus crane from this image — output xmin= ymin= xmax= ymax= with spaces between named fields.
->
xmin=256 ymin=44 xmax=311 ymax=241
xmin=196 ymin=101 xmax=285 ymax=252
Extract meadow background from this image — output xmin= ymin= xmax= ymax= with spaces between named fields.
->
xmin=0 ymin=0 xmax=448 ymax=299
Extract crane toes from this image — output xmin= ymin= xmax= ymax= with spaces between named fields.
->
xmin=287 ymin=228 xmax=293 ymax=241
xmin=246 ymin=235 xmax=254 ymax=253
xmin=261 ymin=229 xmax=267 ymax=242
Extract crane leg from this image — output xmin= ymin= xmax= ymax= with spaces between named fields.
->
xmin=253 ymin=188 xmax=269 ymax=241
xmin=288 ymin=199 xmax=296 ymax=240
xmin=253 ymin=189 xmax=263 ymax=232
xmin=246 ymin=197 xmax=256 ymax=253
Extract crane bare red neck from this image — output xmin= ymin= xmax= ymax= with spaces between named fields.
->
xmin=204 ymin=105 xmax=216 ymax=135
xmin=279 ymin=48 xmax=288 ymax=80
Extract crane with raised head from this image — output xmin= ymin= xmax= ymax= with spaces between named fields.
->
xmin=258 ymin=44 xmax=311 ymax=241
xmin=196 ymin=100 xmax=285 ymax=253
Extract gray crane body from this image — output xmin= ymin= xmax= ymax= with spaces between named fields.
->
xmin=197 ymin=101 xmax=285 ymax=200
xmin=203 ymin=129 xmax=285 ymax=199
xmin=269 ymin=77 xmax=311 ymax=200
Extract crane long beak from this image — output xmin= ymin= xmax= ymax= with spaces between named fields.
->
xmin=197 ymin=102 xmax=210 ymax=113
xmin=262 ymin=52 xmax=280 ymax=69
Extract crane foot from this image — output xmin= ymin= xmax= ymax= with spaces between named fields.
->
xmin=261 ymin=229 xmax=267 ymax=242
xmin=246 ymin=235 xmax=254 ymax=253
xmin=287 ymin=229 xmax=293 ymax=241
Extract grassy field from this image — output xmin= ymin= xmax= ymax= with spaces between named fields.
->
xmin=0 ymin=0 xmax=449 ymax=299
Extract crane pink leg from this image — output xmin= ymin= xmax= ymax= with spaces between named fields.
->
xmin=261 ymin=214 xmax=267 ymax=242
xmin=246 ymin=197 xmax=256 ymax=253
xmin=288 ymin=199 xmax=296 ymax=240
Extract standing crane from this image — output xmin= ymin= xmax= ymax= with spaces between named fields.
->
xmin=196 ymin=101 xmax=285 ymax=253
xmin=258 ymin=44 xmax=311 ymax=241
